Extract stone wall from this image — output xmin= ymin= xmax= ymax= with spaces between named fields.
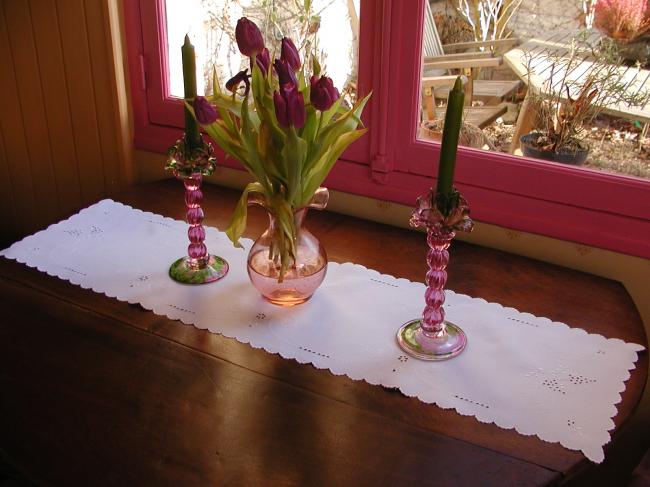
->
xmin=431 ymin=0 xmax=586 ymax=40
xmin=510 ymin=0 xmax=583 ymax=39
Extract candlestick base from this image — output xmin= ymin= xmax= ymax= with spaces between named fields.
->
xmin=397 ymin=318 xmax=467 ymax=361
xmin=169 ymin=254 xmax=229 ymax=285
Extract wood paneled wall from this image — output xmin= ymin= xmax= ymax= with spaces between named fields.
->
xmin=0 ymin=0 xmax=129 ymax=245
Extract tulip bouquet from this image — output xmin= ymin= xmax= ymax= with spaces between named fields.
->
xmin=190 ymin=17 xmax=370 ymax=279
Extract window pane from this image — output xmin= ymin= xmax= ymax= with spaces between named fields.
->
xmin=418 ymin=0 xmax=650 ymax=179
xmin=165 ymin=0 xmax=360 ymax=103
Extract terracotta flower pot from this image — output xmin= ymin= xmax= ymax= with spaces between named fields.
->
xmin=419 ymin=120 xmax=491 ymax=149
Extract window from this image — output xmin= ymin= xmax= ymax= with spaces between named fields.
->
xmin=419 ymin=1 xmax=650 ymax=180
xmin=129 ymin=0 xmax=372 ymax=161
xmin=165 ymin=1 xmax=360 ymax=101
xmin=125 ymin=0 xmax=650 ymax=258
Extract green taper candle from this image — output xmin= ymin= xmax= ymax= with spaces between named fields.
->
xmin=436 ymin=76 xmax=465 ymax=198
xmin=182 ymin=34 xmax=201 ymax=151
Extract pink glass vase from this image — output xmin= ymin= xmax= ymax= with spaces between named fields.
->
xmin=397 ymin=188 xmax=474 ymax=361
xmin=247 ymin=188 xmax=329 ymax=306
xmin=169 ymin=172 xmax=229 ymax=284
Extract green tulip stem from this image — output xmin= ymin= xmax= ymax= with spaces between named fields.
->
xmin=436 ymin=76 xmax=465 ymax=200
xmin=182 ymin=34 xmax=201 ymax=152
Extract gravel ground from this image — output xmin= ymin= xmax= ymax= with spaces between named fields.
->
xmin=482 ymin=115 xmax=650 ymax=179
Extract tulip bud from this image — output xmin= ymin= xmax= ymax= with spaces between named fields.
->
xmin=280 ymin=37 xmax=301 ymax=71
xmin=274 ymin=85 xmax=306 ymax=129
xmin=225 ymin=70 xmax=250 ymax=96
xmin=235 ymin=17 xmax=264 ymax=57
xmin=273 ymin=59 xmax=297 ymax=88
xmin=286 ymin=86 xmax=306 ymax=129
xmin=255 ymin=48 xmax=271 ymax=73
xmin=309 ymin=75 xmax=340 ymax=111
xmin=193 ymin=96 xmax=218 ymax=125
xmin=273 ymin=91 xmax=289 ymax=128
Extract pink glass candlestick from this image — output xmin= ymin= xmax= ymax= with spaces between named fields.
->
xmin=397 ymin=188 xmax=473 ymax=361
xmin=167 ymin=136 xmax=228 ymax=285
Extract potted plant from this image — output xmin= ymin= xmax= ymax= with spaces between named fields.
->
xmin=520 ymin=33 xmax=650 ymax=165
xmin=190 ymin=18 xmax=370 ymax=305
xmin=520 ymin=80 xmax=597 ymax=165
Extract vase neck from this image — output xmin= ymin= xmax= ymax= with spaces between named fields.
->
xmin=247 ymin=187 xmax=328 ymax=234
xmin=267 ymin=207 xmax=308 ymax=231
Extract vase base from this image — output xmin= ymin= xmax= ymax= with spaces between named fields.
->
xmin=263 ymin=289 xmax=313 ymax=307
xmin=169 ymin=255 xmax=229 ymax=285
xmin=396 ymin=319 xmax=467 ymax=361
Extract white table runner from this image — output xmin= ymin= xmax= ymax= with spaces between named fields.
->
xmin=1 ymin=199 xmax=644 ymax=463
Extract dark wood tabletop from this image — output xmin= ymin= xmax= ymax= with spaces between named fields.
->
xmin=0 ymin=180 xmax=647 ymax=487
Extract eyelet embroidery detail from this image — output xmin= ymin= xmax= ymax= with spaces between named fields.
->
xmin=370 ymin=278 xmax=399 ymax=288
xmin=64 ymin=229 xmax=82 ymax=238
xmin=542 ymin=378 xmax=566 ymax=394
xmin=62 ymin=267 xmax=87 ymax=277
xmin=299 ymin=347 xmax=330 ymax=359
xmin=568 ymin=374 xmax=596 ymax=385
xmin=455 ymin=395 xmax=490 ymax=409
xmin=129 ymin=275 xmax=150 ymax=288
xmin=393 ymin=355 xmax=409 ymax=372
xmin=169 ymin=304 xmax=195 ymax=314
xmin=507 ymin=317 xmax=539 ymax=327
xmin=147 ymin=219 xmax=172 ymax=227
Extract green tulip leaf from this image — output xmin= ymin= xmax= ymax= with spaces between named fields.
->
xmin=225 ymin=182 xmax=266 ymax=248
xmin=311 ymin=53 xmax=321 ymax=78
xmin=200 ymin=118 xmax=246 ymax=163
xmin=251 ymin=63 xmax=286 ymax=144
xmin=319 ymin=96 xmax=343 ymax=128
xmin=302 ymin=93 xmax=370 ymax=177
xmin=209 ymin=67 xmax=239 ymax=136
xmin=284 ymin=127 xmax=308 ymax=206
xmin=240 ymin=92 xmax=272 ymax=189
xmin=212 ymin=66 xmax=222 ymax=95
xmin=302 ymin=128 xmax=367 ymax=204
xmin=300 ymin=106 xmax=319 ymax=144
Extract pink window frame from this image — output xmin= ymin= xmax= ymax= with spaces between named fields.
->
xmin=124 ymin=0 xmax=650 ymax=259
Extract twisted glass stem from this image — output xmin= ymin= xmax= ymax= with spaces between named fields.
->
xmin=421 ymin=229 xmax=454 ymax=338
xmin=184 ymin=173 xmax=208 ymax=268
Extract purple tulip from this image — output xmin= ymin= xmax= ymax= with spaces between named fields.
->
xmin=273 ymin=91 xmax=289 ymax=128
xmin=193 ymin=96 xmax=218 ymax=124
xmin=280 ymin=37 xmax=301 ymax=71
xmin=255 ymin=47 xmax=271 ymax=73
xmin=225 ymin=69 xmax=250 ymax=96
xmin=273 ymin=59 xmax=297 ymax=88
xmin=235 ymin=18 xmax=264 ymax=57
xmin=287 ymin=88 xmax=306 ymax=129
xmin=310 ymin=75 xmax=340 ymax=111
xmin=274 ymin=85 xmax=306 ymax=129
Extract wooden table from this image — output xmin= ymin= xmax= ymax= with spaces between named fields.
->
xmin=0 ymin=181 xmax=647 ymax=486
xmin=504 ymin=29 xmax=650 ymax=123
xmin=504 ymin=29 xmax=650 ymax=152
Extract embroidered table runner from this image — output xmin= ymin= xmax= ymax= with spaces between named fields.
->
xmin=1 ymin=199 xmax=644 ymax=463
